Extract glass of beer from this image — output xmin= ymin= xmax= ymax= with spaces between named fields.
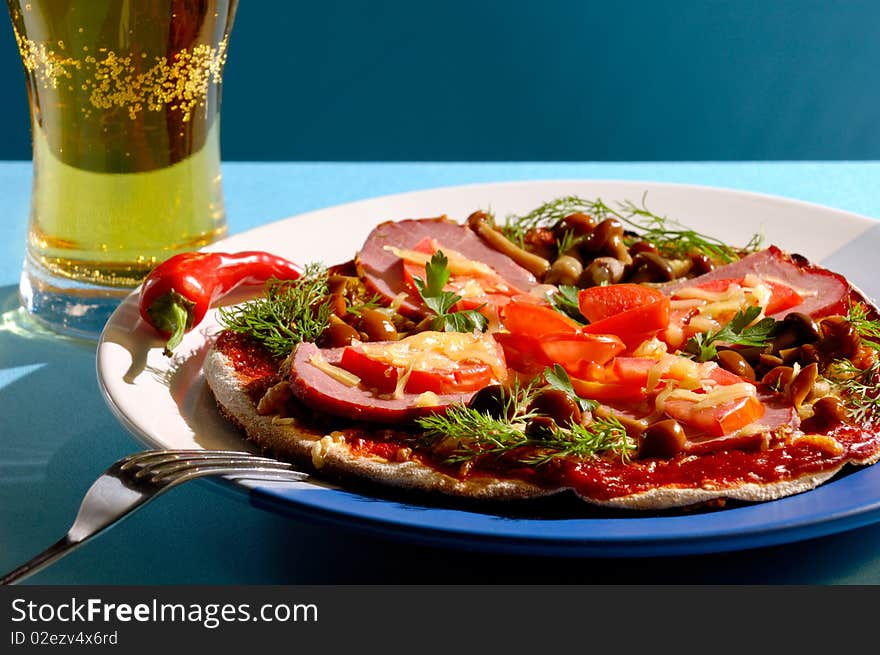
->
xmin=6 ymin=0 xmax=238 ymax=339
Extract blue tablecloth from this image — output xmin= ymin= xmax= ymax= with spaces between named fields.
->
xmin=3 ymin=160 xmax=880 ymax=584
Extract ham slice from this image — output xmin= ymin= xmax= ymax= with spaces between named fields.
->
xmin=289 ymin=342 xmax=473 ymax=423
xmin=355 ymin=217 xmax=538 ymax=317
xmin=684 ymin=392 xmax=799 ymax=455
xmin=662 ymin=246 xmax=851 ymax=319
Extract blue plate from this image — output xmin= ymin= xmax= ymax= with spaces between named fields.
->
xmin=248 ymin=463 xmax=880 ymax=557
xmin=97 ymin=180 xmax=880 ymax=558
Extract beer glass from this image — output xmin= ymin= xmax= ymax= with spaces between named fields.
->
xmin=6 ymin=0 xmax=238 ymax=339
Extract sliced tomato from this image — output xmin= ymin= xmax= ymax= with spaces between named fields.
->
xmin=611 ymin=356 xmax=657 ymax=385
xmin=405 ymin=360 xmax=494 ymax=394
xmin=339 ymin=346 xmax=399 ymax=394
xmin=578 ymin=284 xmax=671 ymax=350
xmin=706 ymin=364 xmax=754 ymax=386
xmin=762 ymin=280 xmax=802 ymax=314
xmin=684 ymin=277 xmax=803 ymax=315
xmin=494 ymin=330 xmax=625 ymax=377
xmin=500 ymin=300 xmax=582 ymax=338
xmin=660 ymin=307 xmax=699 ymax=349
xmin=341 ymin=347 xmax=498 ymax=395
xmin=538 ymin=332 xmax=625 ymax=377
xmin=577 ymin=284 xmax=666 ymax=322
xmin=492 ymin=332 xmax=551 ymax=375
xmin=568 ymin=377 xmax=648 ymax=404
xmin=609 ymin=356 xmax=745 ymax=386
xmin=566 ymin=356 xmax=661 ymax=404
xmin=663 ymin=394 xmax=765 ymax=437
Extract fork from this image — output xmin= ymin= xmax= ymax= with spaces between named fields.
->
xmin=0 ymin=449 xmax=308 ymax=585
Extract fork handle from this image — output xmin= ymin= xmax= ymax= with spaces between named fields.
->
xmin=0 ymin=536 xmax=78 ymax=586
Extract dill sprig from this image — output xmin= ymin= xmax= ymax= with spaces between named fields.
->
xmin=345 ymin=293 xmax=385 ymax=316
xmin=524 ymin=418 xmax=635 ymax=466
xmin=415 ymin=405 xmax=535 ymax=464
xmin=847 ymin=300 xmax=880 ymax=350
xmin=555 ymin=227 xmax=578 ymax=256
xmin=501 ymin=195 xmax=591 ymax=245
xmin=829 ymin=359 xmax=880 ymax=425
xmin=217 ymin=263 xmax=331 ymax=358
xmin=413 ymin=379 xmax=633 ymax=466
xmin=502 ymin=194 xmax=761 ymax=263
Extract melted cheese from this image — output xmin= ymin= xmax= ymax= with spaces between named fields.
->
xmin=663 ymin=382 xmax=756 ymax=410
xmin=646 ymin=354 xmax=715 ymax=393
xmin=385 ymin=244 xmax=499 ymax=279
xmin=415 ymin=391 xmax=442 ymax=407
xmin=360 ymin=331 xmax=507 ymax=381
xmin=632 ymin=337 xmax=668 ymax=358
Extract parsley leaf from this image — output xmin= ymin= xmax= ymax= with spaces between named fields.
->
xmin=684 ymin=306 xmax=778 ymax=362
xmin=412 ymin=251 xmax=489 ymax=333
xmin=543 ymin=364 xmax=598 ymax=412
xmin=549 ymin=285 xmax=586 ymax=323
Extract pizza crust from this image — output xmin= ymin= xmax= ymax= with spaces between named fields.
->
xmin=203 ymin=345 xmax=871 ymax=511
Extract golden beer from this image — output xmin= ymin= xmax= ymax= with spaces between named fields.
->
xmin=6 ymin=0 xmax=238 ymax=337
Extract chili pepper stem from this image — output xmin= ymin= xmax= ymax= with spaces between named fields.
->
xmin=162 ymin=302 xmax=193 ymax=356
xmin=146 ymin=289 xmax=197 ymax=356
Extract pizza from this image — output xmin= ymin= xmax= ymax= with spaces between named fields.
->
xmin=199 ymin=196 xmax=880 ymax=510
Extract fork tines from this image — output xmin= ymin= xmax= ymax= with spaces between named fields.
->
xmin=119 ymin=449 xmax=284 ymax=470
xmin=117 ymin=449 xmax=298 ymax=483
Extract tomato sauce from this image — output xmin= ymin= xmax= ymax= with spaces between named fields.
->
xmin=346 ymin=435 xmax=404 ymax=460
xmin=214 ymin=331 xmax=280 ymax=400
xmin=556 ymin=427 xmax=875 ymax=501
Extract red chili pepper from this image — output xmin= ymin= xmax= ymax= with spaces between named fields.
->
xmin=138 ymin=251 xmax=303 ymax=355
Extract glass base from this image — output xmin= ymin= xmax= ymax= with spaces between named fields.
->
xmin=19 ymin=255 xmax=134 ymax=341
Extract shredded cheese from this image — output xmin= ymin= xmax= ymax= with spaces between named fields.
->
xmin=308 ymin=352 xmax=362 ymax=387
xmin=311 ymin=432 xmax=346 ymax=469
xmin=392 ymin=365 xmax=413 ymax=400
xmin=415 ymin=391 xmax=442 ymax=407
xmin=632 ymin=337 xmax=668 ymax=357
xmin=390 ymin=292 xmax=410 ymax=311
xmin=646 ymin=354 xmax=713 ymax=393
xmin=360 ymin=331 xmax=507 ymax=381
xmin=384 ymin=244 xmax=499 ymax=279
xmin=687 ymin=315 xmax=722 ymax=334
xmin=674 ymin=284 xmax=740 ymax=301
xmin=663 ymin=382 xmax=756 ymax=410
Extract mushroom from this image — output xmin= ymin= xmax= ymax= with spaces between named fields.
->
xmin=466 ymin=211 xmax=551 ymax=278
xmin=627 ymin=251 xmax=675 ymax=283
xmin=544 ymin=255 xmax=584 ymax=286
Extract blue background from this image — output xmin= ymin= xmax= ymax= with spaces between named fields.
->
xmin=1 ymin=0 xmax=879 ymax=162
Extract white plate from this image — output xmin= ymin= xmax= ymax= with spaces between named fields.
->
xmin=95 ymin=179 xmax=880 ymax=555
